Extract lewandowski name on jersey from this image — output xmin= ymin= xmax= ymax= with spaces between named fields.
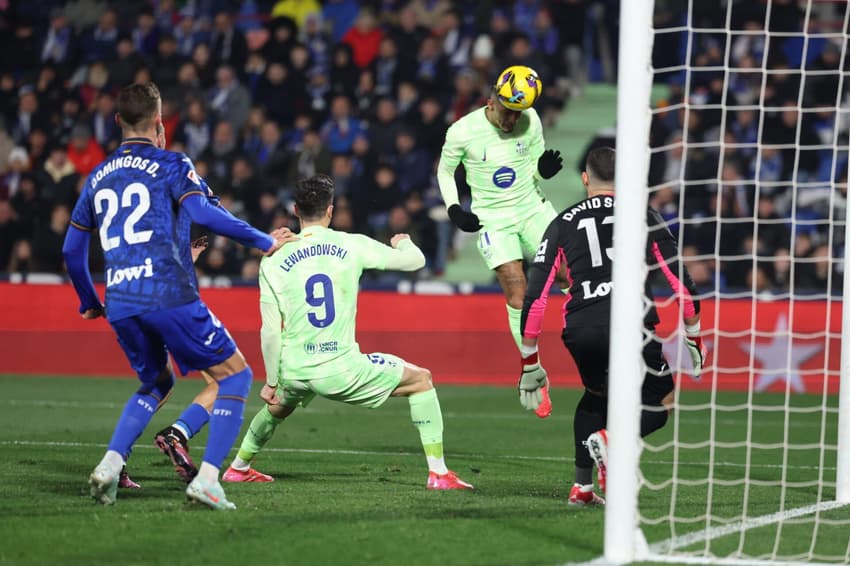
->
xmin=279 ymin=243 xmax=349 ymax=272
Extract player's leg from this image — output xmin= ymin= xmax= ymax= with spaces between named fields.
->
xmin=640 ymin=337 xmax=675 ymax=437
xmin=154 ymin=371 xmax=217 ymax=482
xmin=563 ymin=324 xmax=608 ymax=505
xmin=390 ymin=359 xmax=473 ymax=490
xmin=90 ymin=317 xmax=173 ymax=504
xmin=148 ymin=300 xmax=250 ymax=510
xmin=517 ymin=202 xmax=560 ymax=417
xmin=224 ymin=385 xmax=308 ymax=483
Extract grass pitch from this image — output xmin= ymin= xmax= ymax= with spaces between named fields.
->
xmin=0 ymin=375 xmax=846 ymax=565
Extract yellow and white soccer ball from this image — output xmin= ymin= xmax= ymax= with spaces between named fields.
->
xmin=494 ymin=65 xmax=542 ymax=111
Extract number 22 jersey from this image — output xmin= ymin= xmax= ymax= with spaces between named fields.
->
xmin=69 ymin=140 xmax=207 ymax=321
xmin=521 ymin=194 xmax=700 ymax=338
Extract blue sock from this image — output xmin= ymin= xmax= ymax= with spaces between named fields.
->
xmin=107 ymin=392 xmax=162 ymax=457
xmin=175 ymin=403 xmax=210 ymax=439
xmin=202 ymin=367 xmax=252 ymax=468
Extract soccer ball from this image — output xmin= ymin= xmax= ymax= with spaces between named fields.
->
xmin=494 ymin=66 xmax=542 ymax=111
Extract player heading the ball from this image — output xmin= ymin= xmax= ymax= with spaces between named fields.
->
xmin=437 ymin=65 xmax=564 ymax=419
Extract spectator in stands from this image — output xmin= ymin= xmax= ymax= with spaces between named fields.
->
xmin=66 ymin=124 xmax=104 ymax=177
xmin=389 ymin=4 xmax=429 ymax=59
xmin=210 ymin=11 xmax=247 ymax=69
xmin=108 ymin=36 xmax=145 ymax=91
xmin=329 ymin=43 xmax=359 ymax=97
xmin=154 ymin=33 xmax=184 ymax=90
xmin=414 ymin=36 xmax=450 ymax=97
xmin=2 ymin=147 xmax=30 ymax=200
xmin=41 ymin=8 xmax=76 ymax=68
xmin=10 ymin=86 xmax=48 ymax=145
xmin=368 ymin=97 xmax=403 ymax=160
xmin=38 ymin=144 xmax=79 ymax=208
xmin=392 ymin=129 xmax=431 ymax=194
xmin=343 ymin=10 xmax=383 ymax=70
xmin=80 ymin=10 xmax=119 ymax=64
xmin=320 ymin=94 xmax=365 ymax=154
xmin=208 ymin=65 xmax=251 ymax=130
xmin=202 ymin=120 xmax=239 ymax=182
xmin=90 ymin=93 xmax=120 ymax=152
xmin=31 ymin=203 xmax=70 ymax=273
xmin=133 ymin=9 xmax=160 ymax=57
xmin=285 ymin=129 xmax=331 ymax=188
xmin=176 ymin=98 xmax=213 ymax=159
xmin=0 ymin=200 xmax=20 ymax=270
xmin=272 ymin=0 xmax=321 ymax=30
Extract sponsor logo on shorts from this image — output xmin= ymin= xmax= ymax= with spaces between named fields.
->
xmin=304 ymin=341 xmax=338 ymax=354
xmin=492 ymin=166 xmax=516 ymax=189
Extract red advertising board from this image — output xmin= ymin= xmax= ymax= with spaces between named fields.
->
xmin=0 ymin=283 xmax=841 ymax=393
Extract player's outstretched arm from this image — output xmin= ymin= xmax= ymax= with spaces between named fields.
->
xmin=386 ymin=234 xmax=426 ymax=271
xmin=258 ymin=268 xmax=283 ymax=405
xmin=438 ymin=125 xmax=481 ymax=233
xmin=182 ymin=193 xmax=276 ymax=252
xmin=62 ymin=225 xmax=104 ymax=318
xmin=648 ymin=208 xmax=705 ymax=377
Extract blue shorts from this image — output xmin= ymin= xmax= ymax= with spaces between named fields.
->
xmin=110 ymin=300 xmax=237 ymax=384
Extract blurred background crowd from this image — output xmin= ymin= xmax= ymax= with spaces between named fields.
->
xmin=644 ymin=1 xmax=850 ymax=295
xmin=0 ymin=0 xmax=847 ymax=293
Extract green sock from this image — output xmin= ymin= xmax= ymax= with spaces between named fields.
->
xmin=235 ymin=405 xmax=284 ymax=463
xmin=409 ymin=388 xmax=448 ymax=474
xmin=506 ymin=304 xmax=523 ymax=351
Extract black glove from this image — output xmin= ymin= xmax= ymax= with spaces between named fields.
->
xmin=537 ymin=149 xmax=563 ymax=179
xmin=447 ymin=204 xmax=482 ymax=232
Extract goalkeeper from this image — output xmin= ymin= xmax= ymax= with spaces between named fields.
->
xmin=221 ymin=174 xmax=473 ymax=490
xmin=437 ymin=65 xmax=563 ymax=419
xmin=519 ymin=147 xmax=706 ymax=506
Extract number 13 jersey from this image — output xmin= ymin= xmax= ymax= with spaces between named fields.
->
xmin=259 ymin=225 xmax=403 ymax=379
xmin=70 ymin=140 xmax=208 ymax=321
xmin=521 ymin=194 xmax=700 ymax=337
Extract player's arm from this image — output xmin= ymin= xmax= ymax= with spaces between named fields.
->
xmin=62 ymin=183 xmax=103 ymax=318
xmin=258 ymin=264 xmax=283 ymax=404
xmin=437 ymin=124 xmax=480 ymax=232
xmin=516 ymin=218 xmax=563 ymax=411
xmin=353 ymin=234 xmax=426 ymax=272
xmin=528 ymin=109 xmax=562 ymax=181
xmin=181 ymin=193 xmax=276 ymax=251
xmin=62 ymin=225 xmax=103 ymax=318
xmin=647 ymin=207 xmax=706 ymax=376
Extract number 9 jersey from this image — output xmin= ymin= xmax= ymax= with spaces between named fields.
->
xmin=69 ymin=140 xmax=207 ymax=321
xmin=258 ymin=225 xmax=408 ymax=381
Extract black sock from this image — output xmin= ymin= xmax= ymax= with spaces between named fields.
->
xmin=640 ymin=406 xmax=668 ymax=437
xmin=574 ymin=391 xmax=607 ymax=470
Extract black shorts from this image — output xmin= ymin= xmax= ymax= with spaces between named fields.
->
xmin=562 ymin=324 xmax=673 ymax=406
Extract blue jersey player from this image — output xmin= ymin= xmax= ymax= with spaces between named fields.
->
xmin=62 ymin=82 xmax=289 ymax=510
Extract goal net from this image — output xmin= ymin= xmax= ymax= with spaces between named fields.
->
xmin=607 ymin=0 xmax=850 ymax=564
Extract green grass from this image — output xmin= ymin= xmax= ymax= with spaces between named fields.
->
xmin=0 ymin=375 xmax=847 ymax=565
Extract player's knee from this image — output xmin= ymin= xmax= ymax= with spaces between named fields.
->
xmin=506 ymin=295 xmax=524 ymax=310
xmin=217 ymin=366 xmax=253 ymax=400
xmin=138 ymin=369 xmax=175 ymax=403
xmin=410 ymin=367 xmax=434 ymax=393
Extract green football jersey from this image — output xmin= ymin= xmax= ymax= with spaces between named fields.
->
xmin=438 ymin=106 xmax=546 ymax=229
xmin=259 ymin=225 xmax=409 ymax=380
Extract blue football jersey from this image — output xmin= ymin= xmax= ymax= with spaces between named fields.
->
xmin=70 ymin=140 xmax=208 ymax=321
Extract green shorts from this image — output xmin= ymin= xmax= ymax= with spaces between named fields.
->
xmin=278 ymin=352 xmax=405 ymax=409
xmin=476 ymin=201 xmax=557 ymax=270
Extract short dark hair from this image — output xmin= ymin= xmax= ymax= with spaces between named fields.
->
xmin=117 ymin=82 xmax=160 ymax=130
xmin=586 ymin=147 xmax=615 ymax=183
xmin=295 ymin=174 xmax=335 ymax=219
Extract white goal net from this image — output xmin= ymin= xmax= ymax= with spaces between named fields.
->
xmin=607 ymin=0 xmax=850 ymax=564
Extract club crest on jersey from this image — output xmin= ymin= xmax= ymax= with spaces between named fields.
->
xmin=492 ymin=166 xmax=516 ymax=189
xmin=515 ymin=141 xmax=528 ymax=155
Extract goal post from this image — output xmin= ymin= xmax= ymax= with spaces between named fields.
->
xmin=607 ymin=0 xmax=850 ymax=563
xmin=606 ymin=0 xmax=655 ymax=562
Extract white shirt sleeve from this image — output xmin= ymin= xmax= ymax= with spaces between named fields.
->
xmin=437 ymin=123 xmax=465 ymax=208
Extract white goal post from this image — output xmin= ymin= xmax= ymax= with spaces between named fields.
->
xmin=607 ymin=0 xmax=850 ymax=564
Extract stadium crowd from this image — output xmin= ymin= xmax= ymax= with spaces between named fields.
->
xmin=0 ymin=0 xmax=586 ymax=281
xmin=645 ymin=1 xmax=849 ymax=295
xmin=0 ymin=0 xmax=846 ymax=293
